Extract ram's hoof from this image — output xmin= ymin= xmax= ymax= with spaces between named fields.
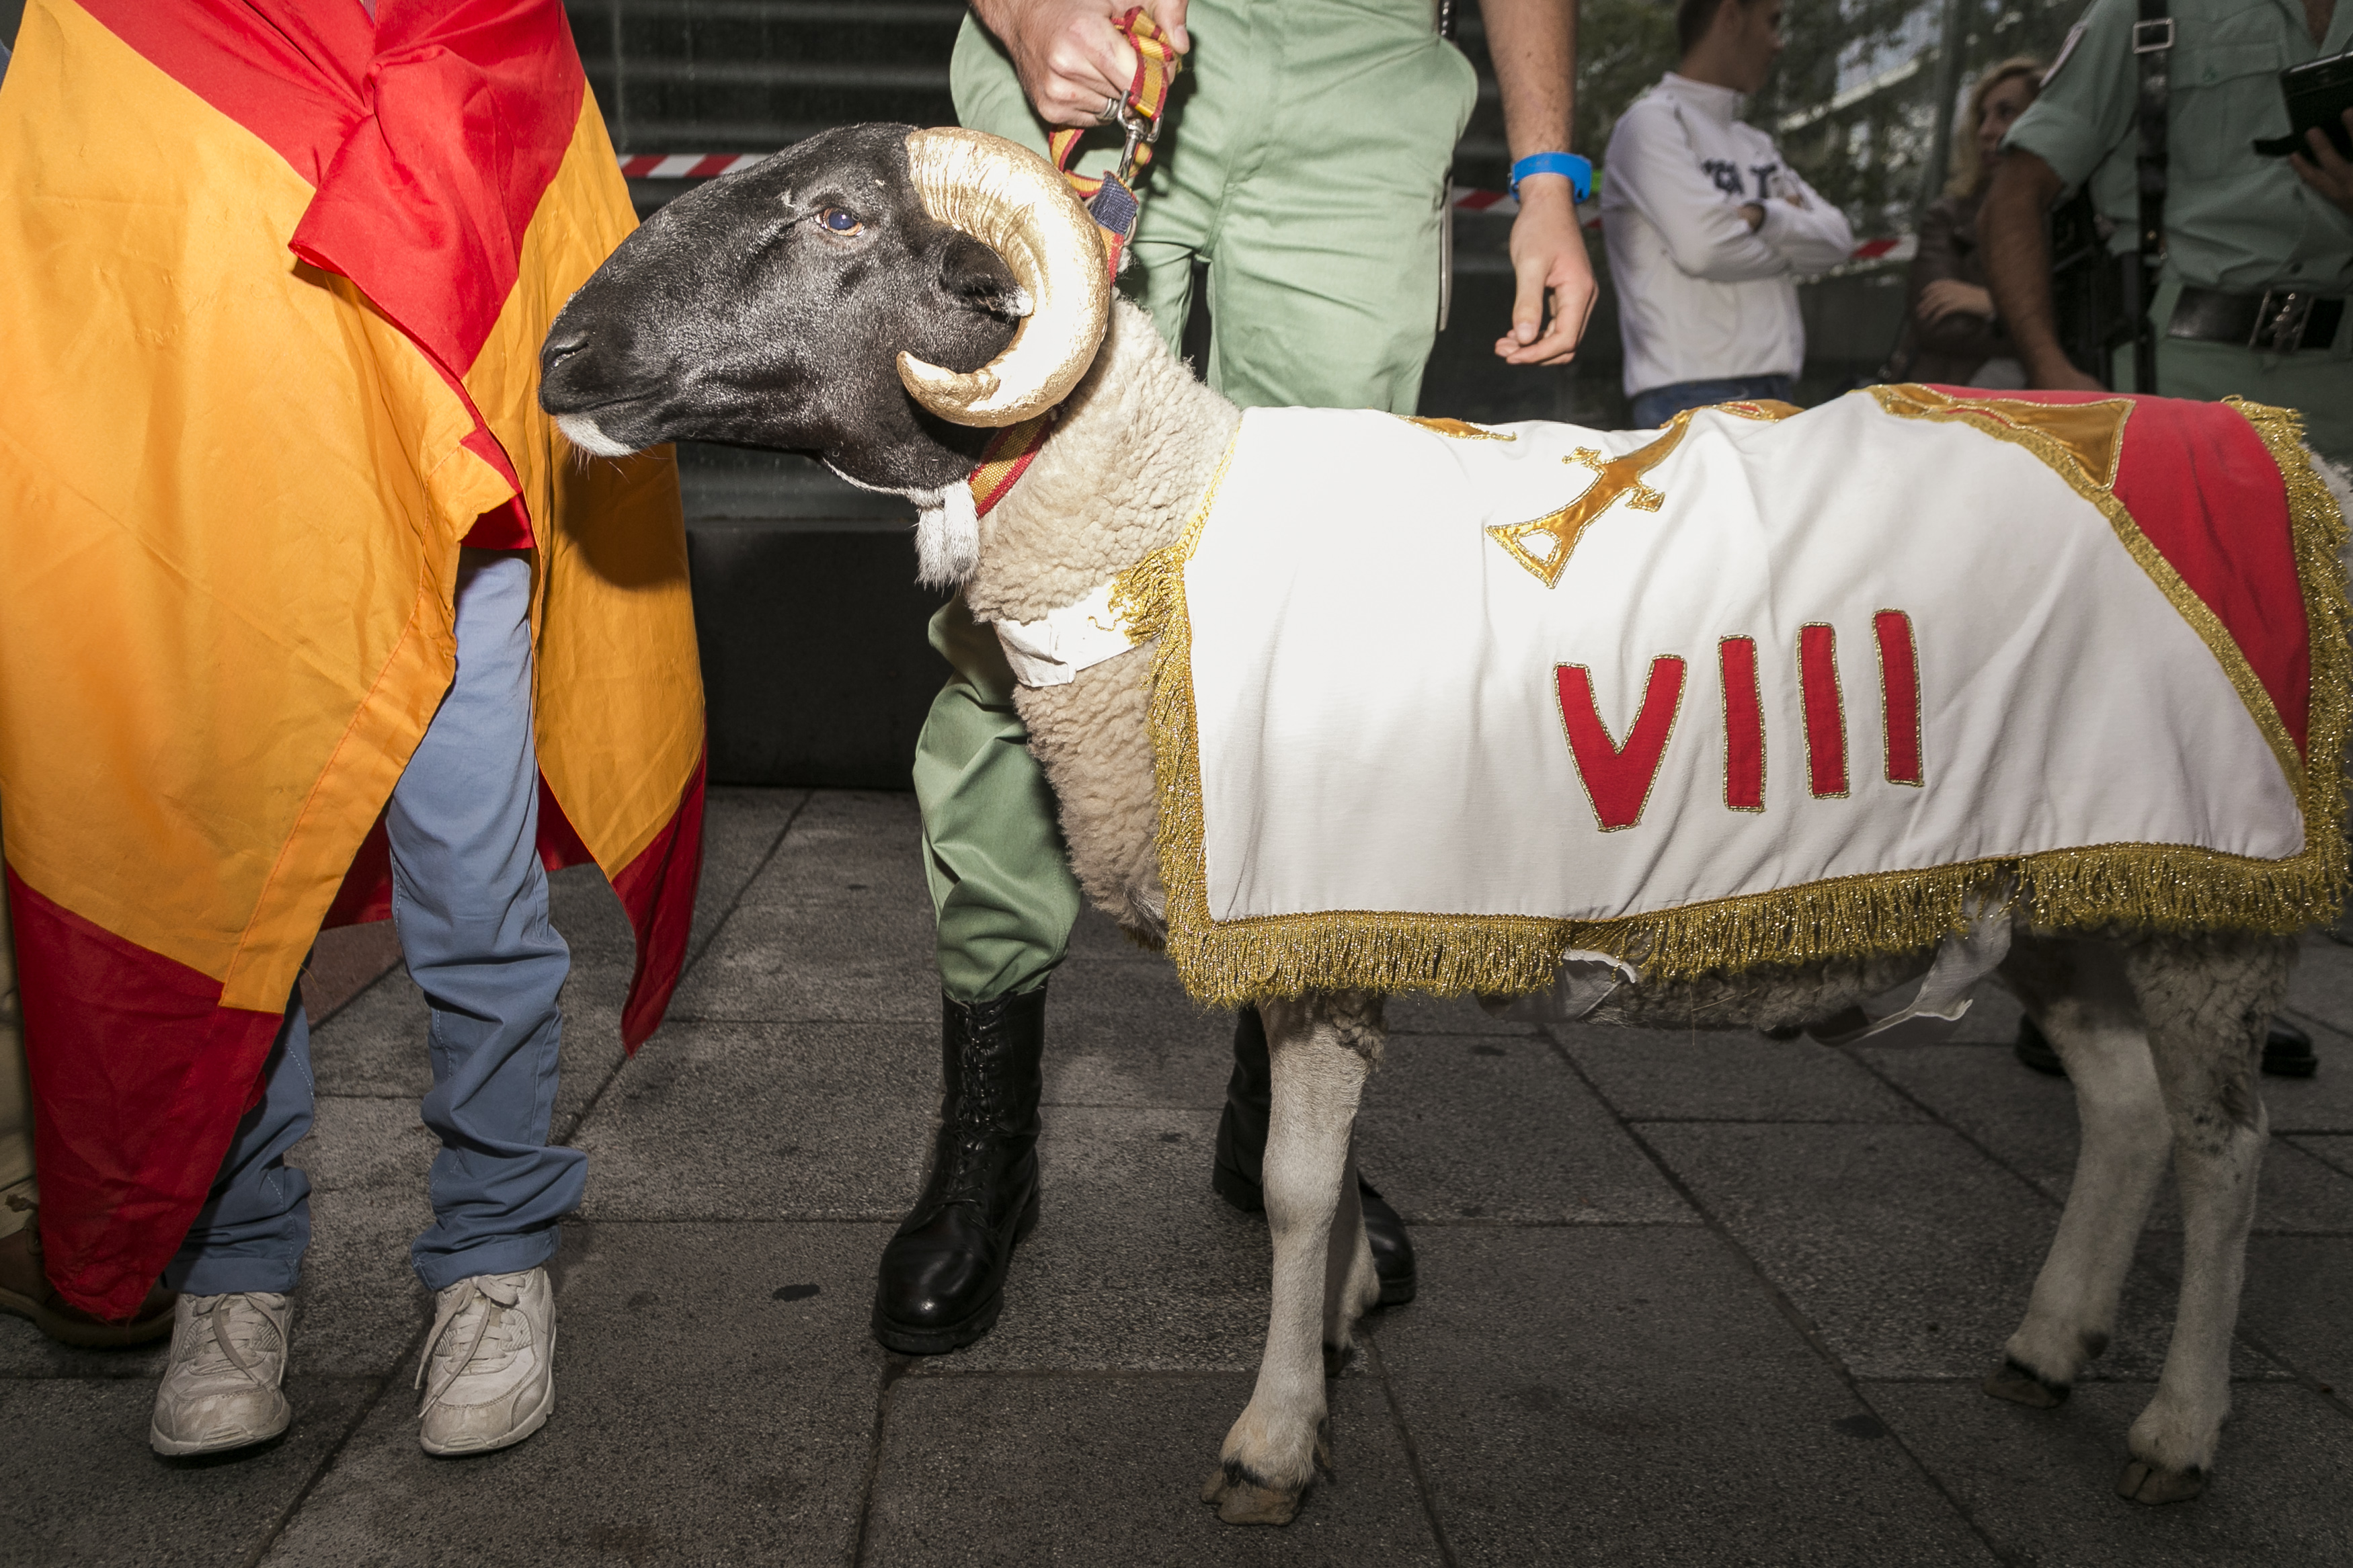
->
xmin=1201 ymin=1467 xmax=1304 ymax=1526
xmin=1981 ymin=1358 xmax=2070 ymax=1409
xmin=2116 ymin=1459 xmax=2206 ymax=1505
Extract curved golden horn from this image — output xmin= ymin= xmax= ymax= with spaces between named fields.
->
xmin=898 ymin=128 xmax=1111 ymax=427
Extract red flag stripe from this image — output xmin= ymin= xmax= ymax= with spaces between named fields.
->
xmin=609 ymin=752 xmax=709 ymax=1052
xmin=6 ymin=869 xmax=286 ymax=1321
xmin=88 ymin=0 xmax=587 ymax=389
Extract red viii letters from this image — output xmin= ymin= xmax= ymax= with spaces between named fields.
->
xmin=1554 ymin=612 xmax=1924 ymax=831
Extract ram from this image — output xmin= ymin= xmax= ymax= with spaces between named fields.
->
xmin=541 ymin=124 xmax=2352 ymax=1524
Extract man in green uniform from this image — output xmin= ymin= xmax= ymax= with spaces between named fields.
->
xmin=1981 ymin=0 xmax=2353 ymax=463
xmin=874 ymin=0 xmax=1597 ymax=1354
xmin=1979 ymin=0 xmax=2350 ymax=1082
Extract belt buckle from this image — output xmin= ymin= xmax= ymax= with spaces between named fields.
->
xmin=2251 ymin=288 xmax=2315 ymax=354
xmin=2131 ymin=17 xmax=2174 ymax=52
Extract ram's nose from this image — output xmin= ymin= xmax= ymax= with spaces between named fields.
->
xmin=541 ymin=324 xmax=589 ymax=372
xmin=537 ymin=325 xmax=598 ymax=413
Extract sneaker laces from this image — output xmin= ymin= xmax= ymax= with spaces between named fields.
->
xmin=182 ymin=1294 xmax=284 ymax=1389
xmin=416 ymin=1274 xmax=530 ymax=1412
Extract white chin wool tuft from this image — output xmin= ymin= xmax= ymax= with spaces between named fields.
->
xmin=555 ymin=413 xmax=639 ymax=458
xmin=914 ymin=481 xmax=981 ymax=589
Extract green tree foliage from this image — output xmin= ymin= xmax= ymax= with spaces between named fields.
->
xmin=1574 ymin=0 xmax=1681 ymax=157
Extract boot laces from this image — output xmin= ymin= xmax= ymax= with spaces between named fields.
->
xmin=936 ymin=1032 xmax=1023 ymax=1204
xmin=416 ymin=1274 xmax=531 ymax=1411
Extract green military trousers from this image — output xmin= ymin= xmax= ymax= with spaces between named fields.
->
xmin=2126 ymin=280 xmax=2353 ymax=470
xmin=916 ymin=0 xmax=1477 ymax=1001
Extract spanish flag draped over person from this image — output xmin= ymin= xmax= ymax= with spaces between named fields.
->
xmin=0 ymin=0 xmax=707 ymax=1319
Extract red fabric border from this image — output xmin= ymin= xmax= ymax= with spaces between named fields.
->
xmin=6 ymin=869 xmax=284 ymax=1321
xmin=1923 ymin=388 xmax=2307 ymax=756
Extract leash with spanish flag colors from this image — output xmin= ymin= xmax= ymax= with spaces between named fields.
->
xmin=967 ymin=7 xmax=1181 ymax=518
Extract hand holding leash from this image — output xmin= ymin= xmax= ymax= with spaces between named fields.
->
xmin=973 ymin=0 xmax=1189 ymax=130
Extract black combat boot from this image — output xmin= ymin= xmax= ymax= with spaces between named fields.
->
xmin=871 ymin=987 xmax=1047 ymax=1354
xmin=1211 ymin=1006 xmax=1418 ymax=1305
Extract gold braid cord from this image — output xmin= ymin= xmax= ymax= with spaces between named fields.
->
xmin=1115 ymin=403 xmax=2353 ymax=1009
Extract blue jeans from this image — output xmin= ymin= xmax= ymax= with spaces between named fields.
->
xmin=1628 ymin=374 xmax=1796 ymax=430
xmin=167 ymin=551 xmax=580 ymax=1295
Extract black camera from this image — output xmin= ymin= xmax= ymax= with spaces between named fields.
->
xmin=2253 ymin=47 xmax=2353 ymax=159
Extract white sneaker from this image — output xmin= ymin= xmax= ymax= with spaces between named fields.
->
xmin=415 ymin=1267 xmax=555 ymax=1455
xmin=149 ymin=1292 xmax=294 ymax=1456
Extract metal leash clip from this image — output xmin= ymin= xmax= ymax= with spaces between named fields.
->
xmin=1115 ymin=101 xmax=1160 ymax=187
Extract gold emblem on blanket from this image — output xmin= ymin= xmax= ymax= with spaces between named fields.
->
xmin=1404 ymin=416 xmax=1517 ymax=441
xmin=1486 ymin=421 xmax=1689 ymax=587
xmin=1870 ymin=384 xmax=2131 ymax=493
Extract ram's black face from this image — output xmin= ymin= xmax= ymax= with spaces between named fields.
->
xmin=539 ymin=123 xmax=1022 ymax=495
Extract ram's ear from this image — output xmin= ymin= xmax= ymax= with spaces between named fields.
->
xmin=939 ymin=231 xmax=1031 ymax=322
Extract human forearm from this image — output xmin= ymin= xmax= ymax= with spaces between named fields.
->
xmin=1915 ymin=299 xmax=2005 ymax=360
xmin=1667 ymin=205 xmax=1791 ymax=280
xmin=1980 ymin=149 xmax=2091 ymax=388
xmin=1756 ymin=200 xmax=1853 ymax=272
xmin=1482 ymin=0 xmax=1574 ymax=164
xmin=1482 ymin=0 xmax=1595 ymax=363
xmin=1751 ymin=169 xmax=1852 ymax=270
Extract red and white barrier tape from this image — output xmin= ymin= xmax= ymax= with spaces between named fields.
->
xmin=615 ymin=155 xmax=1915 ymax=264
xmin=618 ymin=153 xmax=769 ymax=179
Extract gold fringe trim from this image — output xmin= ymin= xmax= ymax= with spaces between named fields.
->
xmin=1121 ymin=405 xmax=2353 ymax=1009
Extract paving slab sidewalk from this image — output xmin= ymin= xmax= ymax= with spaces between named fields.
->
xmin=5 ymin=788 xmax=2351 ymax=1567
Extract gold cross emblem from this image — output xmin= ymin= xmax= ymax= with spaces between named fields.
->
xmin=1487 ymin=421 xmax=1689 ymax=587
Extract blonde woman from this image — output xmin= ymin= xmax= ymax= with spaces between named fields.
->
xmin=1889 ymin=58 xmax=2042 ymax=386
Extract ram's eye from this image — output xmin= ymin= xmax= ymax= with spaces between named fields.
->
xmin=819 ymin=208 xmax=864 ymax=235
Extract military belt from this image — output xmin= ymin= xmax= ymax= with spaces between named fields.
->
xmin=2167 ymin=285 xmax=2346 ymax=355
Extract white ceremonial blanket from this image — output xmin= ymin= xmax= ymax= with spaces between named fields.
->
xmin=1117 ymin=388 xmax=2348 ymax=1005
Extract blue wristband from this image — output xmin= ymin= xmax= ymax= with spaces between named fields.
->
xmin=1510 ymin=151 xmax=1593 ymax=204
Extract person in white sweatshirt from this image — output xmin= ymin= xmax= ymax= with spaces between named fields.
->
xmin=1601 ymin=0 xmax=1854 ymax=427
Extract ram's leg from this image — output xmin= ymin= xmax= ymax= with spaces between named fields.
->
xmin=1204 ymin=993 xmax=1380 ymax=1526
xmin=1986 ymin=936 xmax=2173 ymax=1407
xmin=1322 ymin=1131 xmax=1381 ymax=1376
xmin=2111 ymin=932 xmax=2288 ymax=1504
